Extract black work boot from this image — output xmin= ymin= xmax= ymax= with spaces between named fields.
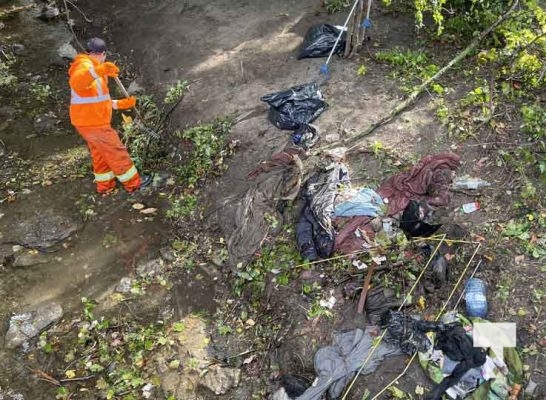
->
xmin=139 ymin=174 xmax=153 ymax=189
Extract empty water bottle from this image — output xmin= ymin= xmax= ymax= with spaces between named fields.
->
xmin=453 ymin=176 xmax=491 ymax=190
xmin=465 ymin=278 xmax=488 ymax=318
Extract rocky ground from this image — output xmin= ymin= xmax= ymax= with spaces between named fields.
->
xmin=1 ymin=0 xmax=545 ymax=399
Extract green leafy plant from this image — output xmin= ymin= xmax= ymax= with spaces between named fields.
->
xmin=0 ymin=60 xmax=17 ymax=88
xmin=164 ymin=80 xmax=189 ymax=104
xmin=174 ymin=119 xmax=234 ymax=187
xmin=324 ymin=0 xmax=350 ymax=13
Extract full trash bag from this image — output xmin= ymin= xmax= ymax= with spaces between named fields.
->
xmin=298 ymin=24 xmax=346 ymax=59
xmin=261 ymin=83 xmax=327 ymax=131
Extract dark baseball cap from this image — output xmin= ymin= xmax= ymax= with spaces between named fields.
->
xmin=85 ymin=37 xmax=107 ymax=54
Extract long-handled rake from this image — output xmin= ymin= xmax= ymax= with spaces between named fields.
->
xmin=113 ymin=76 xmax=160 ymax=140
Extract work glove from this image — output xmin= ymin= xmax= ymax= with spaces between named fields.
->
xmin=95 ymin=61 xmax=119 ymax=78
xmin=115 ymin=96 xmax=137 ymax=110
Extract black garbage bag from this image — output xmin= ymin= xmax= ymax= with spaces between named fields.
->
xmin=298 ymin=24 xmax=346 ymax=59
xmin=261 ymin=83 xmax=327 ymax=131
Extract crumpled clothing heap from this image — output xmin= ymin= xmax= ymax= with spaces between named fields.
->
xmin=296 ymin=164 xmax=349 ymax=261
xmin=223 ymin=148 xmax=305 ymax=266
xmin=334 ymin=188 xmax=385 ymax=218
xmin=418 ymin=315 xmax=522 ymax=400
xmin=334 ymin=153 xmax=460 ymax=254
xmin=295 ymin=327 xmax=402 ymax=400
xmin=377 ymin=152 xmax=460 ymax=216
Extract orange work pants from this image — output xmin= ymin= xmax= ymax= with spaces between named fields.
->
xmin=76 ymin=126 xmax=141 ymax=193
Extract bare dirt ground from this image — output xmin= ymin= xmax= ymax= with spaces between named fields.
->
xmin=1 ymin=0 xmax=545 ymax=399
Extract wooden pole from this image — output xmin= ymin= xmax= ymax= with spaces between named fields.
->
xmin=356 ymin=263 xmax=375 ymax=314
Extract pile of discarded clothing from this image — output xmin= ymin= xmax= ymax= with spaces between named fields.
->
xmin=276 ymin=312 xmax=523 ymax=400
xmin=382 ymin=311 xmax=522 ymax=400
xmin=295 ymin=151 xmax=460 ymax=261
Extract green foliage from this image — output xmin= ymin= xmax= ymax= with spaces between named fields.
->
xmin=166 ymin=194 xmax=197 ymax=219
xmin=502 ymin=213 xmax=546 ymax=258
xmin=521 ymin=104 xmax=546 ymax=139
xmin=174 ymin=119 xmax=234 ymax=187
xmin=29 ymin=83 xmax=52 ymax=102
xmin=0 ymin=59 xmax=17 ymax=88
xmin=375 ymin=48 xmax=440 ymax=93
xmin=324 ymin=0 xmax=350 ymax=13
xmin=233 ymin=241 xmax=300 ymax=297
xmin=46 ymin=298 xmax=175 ymax=399
xmin=307 ymin=298 xmax=333 ymax=320
xmin=164 ymin=80 xmax=189 ymax=104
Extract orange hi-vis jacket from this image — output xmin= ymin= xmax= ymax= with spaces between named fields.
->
xmin=68 ymin=54 xmax=114 ymax=127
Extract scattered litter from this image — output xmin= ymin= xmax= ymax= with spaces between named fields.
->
xmin=452 ymin=176 xmax=490 ymax=190
xmin=418 ymin=315 xmax=521 ymax=400
xmin=371 ymin=255 xmax=386 ymax=265
xmin=243 ymin=354 xmax=257 ymax=365
xmin=132 ymin=202 xmax=145 ymax=210
xmin=319 ymin=295 xmax=336 ymax=309
xmin=140 ymin=207 xmax=158 ymax=214
xmin=352 ymin=260 xmax=368 ymax=270
xmin=298 ymin=24 xmax=346 ymax=59
xmin=462 ymin=202 xmax=480 ymax=213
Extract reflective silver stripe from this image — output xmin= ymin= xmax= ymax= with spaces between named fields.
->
xmin=94 ymin=171 xmax=115 ymax=182
xmin=89 ymin=66 xmax=99 ymax=80
xmin=116 ymin=165 xmax=138 ymax=182
xmin=112 ymin=100 xmax=119 ymax=110
xmin=70 ymin=70 xmax=110 ymax=105
xmin=71 ymin=89 xmax=111 ymax=105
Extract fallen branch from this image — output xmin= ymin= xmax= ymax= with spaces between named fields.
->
xmin=30 ymin=368 xmax=61 ymax=386
xmin=65 ymin=0 xmax=92 ymax=23
xmin=59 ymin=375 xmax=95 ymax=384
xmin=325 ymin=0 xmax=520 ymax=154
xmin=0 ymin=4 xmax=34 ymax=18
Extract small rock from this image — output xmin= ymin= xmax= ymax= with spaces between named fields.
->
xmin=11 ymin=43 xmax=25 ymax=56
xmin=0 ymin=106 xmax=18 ymax=119
xmin=0 ymin=386 xmax=25 ymax=400
xmin=128 ymin=81 xmax=145 ymax=94
xmin=0 ymin=244 xmax=14 ymax=265
xmin=115 ymin=277 xmax=132 ymax=293
xmin=141 ymin=383 xmax=156 ymax=399
xmin=34 ymin=112 xmax=60 ymax=135
xmin=13 ymin=252 xmax=51 ymax=267
xmin=136 ymin=258 xmax=165 ymax=278
xmin=324 ymin=133 xmax=340 ymax=143
xmin=58 ymin=43 xmax=77 ymax=60
xmin=5 ymin=303 xmax=63 ymax=349
xmin=37 ymin=5 xmax=60 ymax=21
xmin=9 ymin=209 xmax=80 ymax=249
xmin=159 ymin=246 xmax=176 ymax=262
xmin=525 ymin=379 xmax=538 ymax=397
xmin=0 ymin=22 xmax=6 ymax=30
xmin=200 ymin=366 xmax=241 ymax=395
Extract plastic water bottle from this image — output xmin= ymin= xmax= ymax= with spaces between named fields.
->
xmin=453 ymin=176 xmax=491 ymax=190
xmin=465 ymin=278 xmax=488 ymax=318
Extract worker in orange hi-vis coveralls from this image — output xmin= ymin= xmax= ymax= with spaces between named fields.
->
xmin=68 ymin=37 xmax=151 ymax=194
